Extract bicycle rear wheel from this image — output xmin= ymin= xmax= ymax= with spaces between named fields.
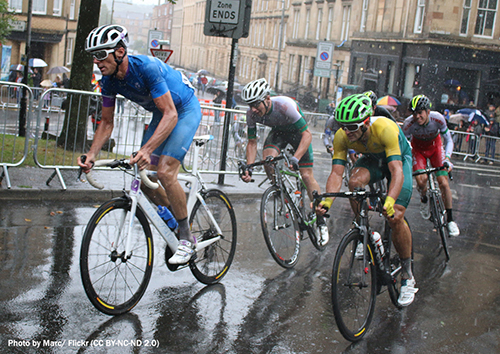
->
xmin=189 ymin=189 xmax=237 ymax=285
xmin=80 ymin=198 xmax=153 ymax=316
xmin=430 ymin=194 xmax=450 ymax=261
xmin=331 ymin=229 xmax=377 ymax=342
xmin=261 ymin=186 xmax=301 ymax=268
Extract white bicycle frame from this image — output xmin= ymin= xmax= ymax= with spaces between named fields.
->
xmin=89 ymin=135 xmax=222 ymax=259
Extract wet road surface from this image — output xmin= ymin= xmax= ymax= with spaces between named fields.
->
xmin=1 ymin=164 xmax=500 ymax=353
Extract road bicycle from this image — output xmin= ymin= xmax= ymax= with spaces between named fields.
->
xmin=239 ymin=150 xmax=326 ymax=269
xmin=314 ymin=187 xmax=411 ymax=342
xmin=79 ymin=135 xmax=237 ymax=315
xmin=413 ymin=165 xmax=451 ymax=261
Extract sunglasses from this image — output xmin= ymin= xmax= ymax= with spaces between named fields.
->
xmin=340 ymin=119 xmax=368 ymax=132
xmin=249 ymin=101 xmax=263 ymax=109
xmin=91 ymin=49 xmax=115 ymax=61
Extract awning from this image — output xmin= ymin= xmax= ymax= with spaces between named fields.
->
xmin=8 ymin=31 xmax=64 ymax=44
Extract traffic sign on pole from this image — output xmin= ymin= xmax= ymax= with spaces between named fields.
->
xmin=148 ymin=30 xmax=164 ymax=50
xmin=314 ymin=41 xmax=335 ymax=78
xmin=150 ymin=49 xmax=173 ymax=63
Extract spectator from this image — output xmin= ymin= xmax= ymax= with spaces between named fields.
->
xmin=197 ymin=75 xmax=202 ymax=94
xmin=453 ymin=120 xmax=467 ymax=152
xmin=54 ymin=75 xmax=63 ymax=88
xmin=201 ymin=75 xmax=208 ymax=95
xmin=443 ymin=109 xmax=450 ymax=121
xmin=467 ymin=120 xmax=482 ymax=156
xmin=485 ymin=104 xmax=496 ymax=121
xmin=483 ymin=117 xmax=499 ymax=164
xmin=62 ymin=73 xmax=70 ymax=88
xmin=326 ymin=101 xmax=335 ymax=115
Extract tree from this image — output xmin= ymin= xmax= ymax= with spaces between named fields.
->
xmin=0 ymin=0 xmax=14 ymax=43
xmin=57 ymin=0 xmax=102 ymax=150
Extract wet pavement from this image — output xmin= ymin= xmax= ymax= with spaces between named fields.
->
xmin=1 ymin=157 xmax=500 ymax=353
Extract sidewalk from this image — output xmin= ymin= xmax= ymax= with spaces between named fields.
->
xmin=0 ymin=165 xmax=268 ymax=201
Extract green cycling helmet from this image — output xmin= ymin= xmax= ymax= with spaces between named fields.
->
xmin=335 ymin=94 xmax=373 ymax=124
xmin=363 ymin=90 xmax=378 ymax=107
xmin=409 ymin=95 xmax=432 ymax=112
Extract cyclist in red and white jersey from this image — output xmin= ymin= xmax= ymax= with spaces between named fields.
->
xmin=402 ymin=95 xmax=460 ymax=236
xmin=240 ymin=78 xmax=329 ymax=246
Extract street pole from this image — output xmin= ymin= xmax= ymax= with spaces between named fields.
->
xmin=19 ymin=0 xmax=33 ymax=137
xmin=218 ymin=38 xmax=238 ymax=185
xmin=274 ymin=0 xmax=285 ymax=92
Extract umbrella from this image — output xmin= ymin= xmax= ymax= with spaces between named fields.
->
xmin=456 ymin=108 xmax=489 ymax=126
xmin=9 ymin=64 xmax=33 ymax=74
xmin=40 ymin=79 xmax=52 ymax=87
xmin=28 ymin=58 xmax=48 ymax=67
xmin=197 ymin=69 xmax=209 ymax=75
xmin=47 ymin=66 xmax=70 ymax=74
xmin=449 ymin=113 xmax=468 ymax=125
xmin=378 ymin=104 xmax=396 ymax=113
xmin=377 ymin=95 xmax=401 ymax=106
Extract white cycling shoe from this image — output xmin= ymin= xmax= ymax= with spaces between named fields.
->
xmin=420 ymin=201 xmax=431 ymax=220
xmin=398 ymin=276 xmax=419 ymax=307
xmin=447 ymin=221 xmax=460 ymax=237
xmin=318 ymin=224 xmax=329 ymax=246
xmin=168 ymin=240 xmax=196 ymax=264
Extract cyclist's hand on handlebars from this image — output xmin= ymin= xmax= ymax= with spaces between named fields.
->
xmin=78 ymin=154 xmax=94 ymax=174
xmin=241 ymin=168 xmax=253 ymax=183
xmin=326 ymin=145 xmax=333 ymax=154
xmin=130 ymin=150 xmax=151 ymax=170
xmin=289 ymin=156 xmax=300 ymax=171
xmin=443 ymin=158 xmax=454 ymax=172
xmin=383 ymin=196 xmax=396 ymax=218
xmin=315 ymin=197 xmax=333 ymax=216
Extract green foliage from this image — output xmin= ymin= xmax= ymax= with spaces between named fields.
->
xmin=0 ymin=0 xmax=15 ymax=44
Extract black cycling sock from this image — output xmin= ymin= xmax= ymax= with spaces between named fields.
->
xmin=316 ymin=215 xmax=326 ymax=225
xmin=401 ymin=258 xmax=413 ymax=279
xmin=177 ymin=217 xmax=194 ymax=243
xmin=421 ymin=195 xmax=428 ymax=203
xmin=446 ymin=209 xmax=453 ymax=222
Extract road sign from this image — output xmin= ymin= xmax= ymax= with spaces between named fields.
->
xmin=204 ymin=0 xmax=251 ymax=39
xmin=314 ymin=41 xmax=335 ymax=77
xmin=150 ymin=49 xmax=173 ymax=63
xmin=148 ymin=30 xmax=164 ymax=50
xmin=209 ymin=0 xmax=240 ymax=24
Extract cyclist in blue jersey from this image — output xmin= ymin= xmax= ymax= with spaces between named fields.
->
xmin=78 ymin=25 xmax=202 ymax=265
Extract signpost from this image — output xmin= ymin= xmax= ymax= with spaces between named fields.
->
xmin=150 ymin=48 xmax=173 ymax=63
xmin=314 ymin=41 xmax=335 ymax=78
xmin=148 ymin=30 xmax=164 ymax=50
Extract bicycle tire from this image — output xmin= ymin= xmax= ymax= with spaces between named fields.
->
xmin=331 ymin=229 xmax=377 ymax=342
xmin=431 ymin=194 xmax=450 ymax=261
xmin=260 ymin=186 xmax=301 ymax=268
xmin=189 ymin=189 xmax=237 ymax=284
xmin=384 ymin=217 xmax=413 ymax=308
xmin=80 ymin=198 xmax=153 ymax=316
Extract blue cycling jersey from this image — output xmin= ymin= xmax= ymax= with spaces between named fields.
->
xmin=100 ymin=55 xmax=194 ymax=112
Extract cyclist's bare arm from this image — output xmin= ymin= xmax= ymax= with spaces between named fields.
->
xmin=294 ymin=128 xmax=312 ymax=161
xmin=384 ymin=160 xmax=404 ymax=218
xmin=316 ymin=163 xmax=344 ymax=216
xmin=78 ymin=105 xmax=115 ymax=173
xmin=131 ymin=91 xmax=177 ymax=170
xmin=242 ymin=139 xmax=258 ymax=182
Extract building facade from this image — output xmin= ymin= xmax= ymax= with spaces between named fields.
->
xmin=4 ymin=0 xmax=81 ymax=79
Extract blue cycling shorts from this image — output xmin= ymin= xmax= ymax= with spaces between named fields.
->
xmin=142 ymin=95 xmax=201 ymax=163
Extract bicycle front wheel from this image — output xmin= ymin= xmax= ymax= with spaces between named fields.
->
xmin=80 ymin=198 xmax=153 ymax=316
xmin=331 ymin=229 xmax=377 ymax=342
xmin=260 ymin=186 xmax=301 ymax=268
xmin=189 ymin=189 xmax=237 ymax=285
xmin=431 ymin=194 xmax=450 ymax=261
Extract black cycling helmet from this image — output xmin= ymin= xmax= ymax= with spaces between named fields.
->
xmin=409 ymin=95 xmax=432 ymax=112
xmin=363 ymin=90 xmax=378 ymax=107
xmin=335 ymin=94 xmax=373 ymax=124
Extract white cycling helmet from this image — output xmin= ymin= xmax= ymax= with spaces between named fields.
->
xmin=241 ymin=78 xmax=271 ymax=104
xmin=85 ymin=25 xmax=129 ymax=52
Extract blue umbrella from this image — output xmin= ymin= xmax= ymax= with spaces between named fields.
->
xmin=444 ymin=79 xmax=461 ymax=86
xmin=456 ymin=108 xmax=489 ymax=126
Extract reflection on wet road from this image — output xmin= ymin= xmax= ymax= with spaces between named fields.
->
xmin=1 ymin=166 xmax=499 ymax=353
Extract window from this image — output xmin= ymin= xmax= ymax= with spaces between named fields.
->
xmin=414 ymin=0 xmax=425 ymax=33
xmin=9 ymin=0 xmax=22 ymax=12
xmin=292 ymin=9 xmax=300 ymax=39
xmin=66 ymin=38 xmax=74 ymax=65
xmin=273 ymin=22 xmax=278 ymax=48
xmin=326 ymin=7 xmax=333 ymax=41
xmin=262 ymin=22 xmax=266 ymax=47
xmin=316 ymin=9 xmax=323 ymax=40
xmin=33 ymin=0 xmax=47 ymax=14
xmin=70 ymin=0 xmax=76 ymax=20
xmin=304 ymin=9 xmax=310 ymax=39
xmin=475 ymin=0 xmax=497 ymax=37
xmin=360 ymin=0 xmax=369 ymax=32
xmin=461 ymin=0 xmax=472 ymax=35
xmin=340 ymin=5 xmax=351 ymax=41
xmin=53 ymin=0 xmax=61 ymax=16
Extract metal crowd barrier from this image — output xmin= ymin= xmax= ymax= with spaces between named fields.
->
xmin=475 ymin=134 xmax=500 ymax=164
xmin=451 ymin=130 xmax=479 ymax=161
xmin=0 ymin=81 xmax=33 ymax=188
xmin=1 ymin=85 xmax=324 ymax=189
